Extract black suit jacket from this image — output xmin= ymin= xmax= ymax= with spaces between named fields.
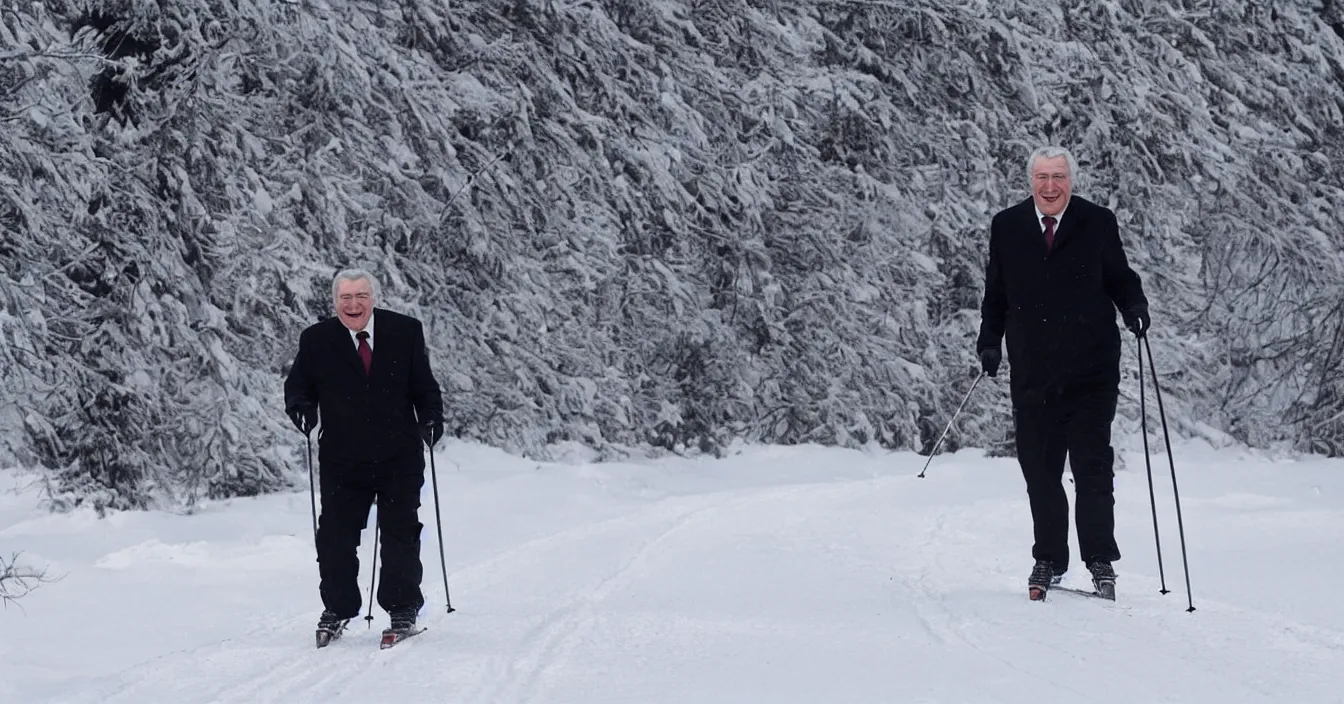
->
xmin=976 ymin=195 xmax=1147 ymax=405
xmin=284 ymin=309 xmax=444 ymax=471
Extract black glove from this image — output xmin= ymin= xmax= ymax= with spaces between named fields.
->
xmin=288 ymin=405 xmax=318 ymax=436
xmin=978 ymin=348 xmax=1001 ymax=378
xmin=1122 ymin=305 xmax=1150 ymax=337
xmin=421 ymin=419 xmax=444 ymax=448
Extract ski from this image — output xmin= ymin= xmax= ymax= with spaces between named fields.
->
xmin=379 ymin=626 xmax=426 ymax=649
xmin=1051 ymin=585 xmax=1116 ymax=601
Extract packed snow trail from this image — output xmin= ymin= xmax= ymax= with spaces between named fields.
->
xmin=3 ymin=441 xmax=1341 ymax=703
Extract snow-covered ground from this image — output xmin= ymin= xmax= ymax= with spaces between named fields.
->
xmin=2 ymin=438 xmax=1341 ymax=703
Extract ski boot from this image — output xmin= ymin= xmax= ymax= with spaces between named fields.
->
xmin=1027 ymin=560 xmax=1065 ymax=601
xmin=380 ymin=609 xmax=424 ymax=649
xmin=1087 ymin=561 xmax=1117 ymax=601
xmin=315 ymin=610 xmax=350 ymax=649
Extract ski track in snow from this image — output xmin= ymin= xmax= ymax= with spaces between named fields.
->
xmin=462 ymin=485 xmax=820 ymax=704
xmin=53 ymin=484 xmax=825 ymax=704
xmin=896 ymin=503 xmax=1333 ymax=704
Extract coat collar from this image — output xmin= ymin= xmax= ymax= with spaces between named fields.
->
xmin=327 ymin=311 xmax=384 ymax=376
xmin=1020 ymin=196 xmax=1088 ymax=253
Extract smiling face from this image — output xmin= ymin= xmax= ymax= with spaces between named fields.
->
xmin=1031 ymin=155 xmax=1072 ymax=217
xmin=334 ymin=277 xmax=374 ymax=332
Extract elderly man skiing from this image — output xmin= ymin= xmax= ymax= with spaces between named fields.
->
xmin=284 ymin=268 xmax=444 ymax=646
xmin=976 ymin=146 xmax=1150 ymax=601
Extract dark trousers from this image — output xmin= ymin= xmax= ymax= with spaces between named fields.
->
xmin=316 ymin=460 xmax=425 ymax=619
xmin=1013 ymin=385 xmax=1121 ymax=571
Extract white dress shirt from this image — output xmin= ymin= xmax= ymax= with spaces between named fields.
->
xmin=1035 ymin=203 xmax=1067 ymax=232
xmin=348 ymin=312 xmax=374 ymax=350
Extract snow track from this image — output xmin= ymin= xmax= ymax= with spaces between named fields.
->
xmin=463 ymin=484 xmax=821 ymax=704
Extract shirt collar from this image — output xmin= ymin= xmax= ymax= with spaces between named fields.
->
xmin=1034 ymin=202 xmax=1067 ymax=229
xmin=348 ymin=311 xmax=374 ymax=346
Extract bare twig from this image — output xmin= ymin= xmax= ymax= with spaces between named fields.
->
xmin=0 ymin=552 xmax=59 ymax=609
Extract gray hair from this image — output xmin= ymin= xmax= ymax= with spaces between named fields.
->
xmin=331 ymin=268 xmax=380 ymax=302
xmin=1027 ymin=146 xmax=1079 ymax=182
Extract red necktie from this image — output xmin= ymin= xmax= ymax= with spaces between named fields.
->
xmin=1043 ymin=215 xmax=1056 ymax=251
xmin=356 ymin=331 xmax=372 ymax=375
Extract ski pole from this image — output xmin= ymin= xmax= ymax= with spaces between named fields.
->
xmin=1143 ymin=334 xmax=1196 ymax=612
xmin=365 ymin=517 xmax=379 ymax=627
xmin=918 ymin=371 xmax=985 ymax=478
xmin=305 ymin=433 xmax=318 ymax=547
xmin=428 ymin=447 xmax=454 ymax=613
xmin=1137 ymin=336 xmax=1170 ymax=595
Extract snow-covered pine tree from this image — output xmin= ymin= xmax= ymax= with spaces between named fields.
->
xmin=1 ymin=0 xmax=1341 ymax=511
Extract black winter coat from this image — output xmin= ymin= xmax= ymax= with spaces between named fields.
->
xmin=284 ymin=309 xmax=444 ymax=471
xmin=976 ymin=195 xmax=1148 ymax=406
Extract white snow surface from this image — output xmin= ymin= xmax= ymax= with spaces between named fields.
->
xmin=2 ymin=440 xmax=1341 ymax=703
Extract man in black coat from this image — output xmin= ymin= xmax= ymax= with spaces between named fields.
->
xmin=284 ymin=268 xmax=444 ymax=644
xmin=976 ymin=146 xmax=1150 ymax=600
